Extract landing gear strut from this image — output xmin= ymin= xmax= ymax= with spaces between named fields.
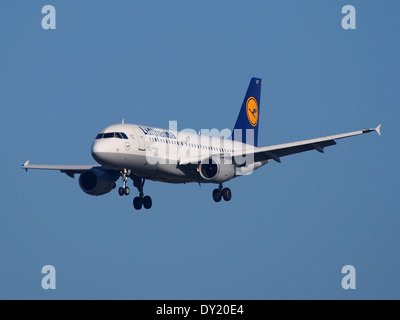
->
xmin=132 ymin=177 xmax=152 ymax=210
xmin=118 ymin=169 xmax=130 ymax=196
xmin=117 ymin=170 xmax=153 ymax=210
xmin=213 ymin=183 xmax=232 ymax=202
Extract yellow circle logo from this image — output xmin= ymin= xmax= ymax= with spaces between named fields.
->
xmin=246 ymin=97 xmax=258 ymax=127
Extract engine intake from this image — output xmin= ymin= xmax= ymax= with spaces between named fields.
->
xmin=199 ymin=156 xmax=235 ymax=183
xmin=79 ymin=168 xmax=117 ymax=196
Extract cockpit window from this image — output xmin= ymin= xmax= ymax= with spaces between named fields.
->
xmin=103 ymin=132 xmax=114 ymax=139
xmin=99 ymin=132 xmax=129 ymax=139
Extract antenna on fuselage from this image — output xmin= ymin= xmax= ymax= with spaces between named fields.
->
xmin=122 ymin=118 xmax=125 ymax=125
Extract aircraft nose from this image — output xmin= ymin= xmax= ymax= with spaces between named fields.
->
xmin=91 ymin=140 xmax=100 ymax=155
xmin=91 ymin=140 xmax=107 ymax=164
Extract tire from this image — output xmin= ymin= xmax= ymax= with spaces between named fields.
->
xmin=133 ymin=197 xmax=143 ymax=210
xmin=212 ymin=189 xmax=222 ymax=202
xmin=118 ymin=187 xmax=125 ymax=196
xmin=222 ymin=188 xmax=232 ymax=201
xmin=124 ymin=187 xmax=130 ymax=196
xmin=142 ymin=196 xmax=152 ymax=209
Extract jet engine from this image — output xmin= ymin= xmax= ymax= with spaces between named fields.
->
xmin=199 ymin=156 xmax=235 ymax=183
xmin=79 ymin=168 xmax=118 ymax=196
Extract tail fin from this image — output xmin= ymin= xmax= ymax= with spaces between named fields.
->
xmin=231 ymin=78 xmax=262 ymax=146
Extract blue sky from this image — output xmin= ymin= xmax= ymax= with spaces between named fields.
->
xmin=0 ymin=1 xmax=399 ymax=299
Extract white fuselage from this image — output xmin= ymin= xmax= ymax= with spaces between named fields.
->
xmin=91 ymin=123 xmax=268 ymax=184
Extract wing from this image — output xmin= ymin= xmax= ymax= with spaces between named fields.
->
xmin=178 ymin=125 xmax=381 ymax=166
xmin=22 ymin=161 xmax=101 ymax=178
xmin=240 ymin=124 xmax=381 ymax=164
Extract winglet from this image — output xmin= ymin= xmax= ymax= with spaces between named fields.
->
xmin=362 ymin=125 xmax=382 ymax=136
xmin=375 ymin=124 xmax=381 ymax=136
xmin=23 ymin=160 xmax=29 ymax=171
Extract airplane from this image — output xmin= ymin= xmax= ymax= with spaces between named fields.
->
xmin=22 ymin=78 xmax=381 ymax=211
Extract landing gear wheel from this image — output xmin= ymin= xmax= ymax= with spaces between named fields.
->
xmin=132 ymin=177 xmax=153 ymax=211
xmin=118 ymin=186 xmax=130 ymax=196
xmin=119 ymin=169 xmax=131 ymax=196
xmin=142 ymin=196 xmax=152 ymax=209
xmin=213 ymin=189 xmax=222 ymax=202
xmin=222 ymin=188 xmax=232 ymax=201
xmin=133 ymin=197 xmax=143 ymax=210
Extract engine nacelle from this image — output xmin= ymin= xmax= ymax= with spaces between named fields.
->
xmin=199 ymin=156 xmax=235 ymax=183
xmin=79 ymin=168 xmax=118 ymax=196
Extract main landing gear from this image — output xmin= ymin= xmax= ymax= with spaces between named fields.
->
xmin=132 ymin=176 xmax=152 ymax=211
xmin=212 ymin=183 xmax=232 ymax=202
xmin=118 ymin=169 xmax=152 ymax=211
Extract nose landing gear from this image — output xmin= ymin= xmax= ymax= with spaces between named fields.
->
xmin=118 ymin=169 xmax=130 ymax=196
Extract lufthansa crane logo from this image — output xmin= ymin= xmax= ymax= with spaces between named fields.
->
xmin=246 ymin=97 xmax=258 ymax=127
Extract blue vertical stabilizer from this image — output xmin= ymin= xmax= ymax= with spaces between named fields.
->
xmin=231 ymin=78 xmax=262 ymax=146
